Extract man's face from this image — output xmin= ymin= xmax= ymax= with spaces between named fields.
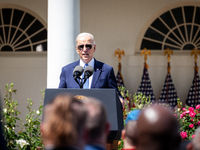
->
xmin=76 ymin=35 xmax=96 ymax=64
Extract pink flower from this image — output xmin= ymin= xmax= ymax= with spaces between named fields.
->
xmin=189 ymin=124 xmax=194 ymax=128
xmin=197 ymin=121 xmax=200 ymax=125
xmin=192 ymin=134 xmax=195 ymax=138
xmin=180 ymin=112 xmax=186 ymax=118
xmin=191 ymin=119 xmax=193 ymax=121
xmin=180 ymin=114 xmax=183 ymax=119
xmin=190 ymin=112 xmax=196 ymax=118
xmin=186 ymin=110 xmax=190 ymax=114
xmin=182 ymin=108 xmax=186 ymax=111
xmin=189 ymin=107 xmax=194 ymax=112
xmin=196 ymin=105 xmax=200 ymax=109
xmin=180 ymin=131 xmax=187 ymax=139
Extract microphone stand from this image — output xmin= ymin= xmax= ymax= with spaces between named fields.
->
xmin=80 ymin=78 xmax=88 ymax=89
xmin=74 ymin=77 xmax=81 ymax=88
xmin=74 ymin=72 xmax=91 ymax=89
xmin=80 ymin=78 xmax=83 ymax=89
xmin=74 ymin=77 xmax=87 ymax=89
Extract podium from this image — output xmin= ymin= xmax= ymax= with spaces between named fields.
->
xmin=44 ymin=88 xmax=124 ymax=149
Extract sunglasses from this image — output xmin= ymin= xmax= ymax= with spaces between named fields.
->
xmin=77 ymin=44 xmax=93 ymax=51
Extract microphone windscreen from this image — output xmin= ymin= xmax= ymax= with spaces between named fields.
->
xmin=73 ymin=65 xmax=83 ymax=76
xmin=84 ymin=66 xmax=94 ymax=77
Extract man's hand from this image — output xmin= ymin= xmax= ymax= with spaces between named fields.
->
xmin=119 ymin=97 xmax=124 ymax=108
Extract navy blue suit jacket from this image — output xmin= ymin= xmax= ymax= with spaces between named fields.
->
xmin=58 ymin=58 xmax=121 ymax=97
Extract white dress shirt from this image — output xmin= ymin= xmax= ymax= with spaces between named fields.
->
xmin=79 ymin=58 xmax=94 ymax=89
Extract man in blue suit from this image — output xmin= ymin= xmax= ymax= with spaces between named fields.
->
xmin=59 ymin=32 xmax=124 ymax=106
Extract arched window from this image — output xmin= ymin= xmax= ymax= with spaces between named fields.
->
xmin=0 ymin=6 xmax=47 ymax=52
xmin=140 ymin=6 xmax=200 ymax=51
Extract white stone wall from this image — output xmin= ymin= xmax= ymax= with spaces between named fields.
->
xmin=0 ymin=0 xmax=47 ymax=127
xmin=0 ymin=0 xmax=200 ymax=122
xmin=81 ymin=0 xmax=200 ymax=105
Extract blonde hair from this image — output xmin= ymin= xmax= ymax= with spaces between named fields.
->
xmin=43 ymin=94 xmax=87 ymax=147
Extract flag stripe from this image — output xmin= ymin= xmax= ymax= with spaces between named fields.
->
xmin=116 ymin=70 xmax=125 ymax=87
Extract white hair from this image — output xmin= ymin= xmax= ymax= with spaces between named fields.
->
xmin=76 ymin=32 xmax=96 ymax=45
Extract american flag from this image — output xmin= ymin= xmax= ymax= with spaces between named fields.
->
xmin=158 ymin=72 xmax=179 ymax=107
xmin=116 ymin=62 xmax=135 ymax=110
xmin=186 ymin=69 xmax=200 ymax=107
xmin=116 ymin=70 xmax=125 ymax=87
xmin=116 ymin=62 xmax=125 ymax=87
xmin=137 ymin=65 xmax=156 ymax=102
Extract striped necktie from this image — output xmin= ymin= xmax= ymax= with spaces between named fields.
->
xmin=83 ymin=64 xmax=89 ymax=89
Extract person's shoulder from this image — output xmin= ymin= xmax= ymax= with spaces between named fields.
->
xmin=85 ymin=144 xmax=105 ymax=150
xmin=62 ymin=61 xmax=79 ymax=69
xmin=95 ymin=59 xmax=113 ymax=69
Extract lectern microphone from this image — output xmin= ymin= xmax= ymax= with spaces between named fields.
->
xmin=73 ymin=65 xmax=83 ymax=79
xmin=83 ymin=66 xmax=94 ymax=79
xmin=73 ymin=66 xmax=83 ymax=87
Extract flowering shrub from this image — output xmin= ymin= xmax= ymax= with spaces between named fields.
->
xmin=118 ymin=86 xmax=152 ymax=121
xmin=118 ymin=86 xmax=152 ymax=149
xmin=1 ymin=83 xmax=19 ymax=149
xmin=16 ymin=139 xmax=29 ymax=149
xmin=118 ymin=86 xmax=200 ymax=150
xmin=176 ymin=104 xmax=200 ymax=140
xmin=1 ymin=83 xmax=44 ymax=150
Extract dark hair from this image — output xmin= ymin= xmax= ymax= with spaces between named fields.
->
xmin=83 ymin=97 xmax=108 ymax=139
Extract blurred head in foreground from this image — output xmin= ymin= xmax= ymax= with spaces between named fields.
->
xmin=186 ymin=126 xmax=200 ymax=150
xmin=136 ymin=104 xmax=181 ymax=150
xmin=82 ymin=97 xmax=110 ymax=149
xmin=121 ymin=109 xmax=141 ymax=150
xmin=41 ymin=94 xmax=87 ymax=149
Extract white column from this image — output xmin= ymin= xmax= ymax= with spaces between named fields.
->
xmin=47 ymin=0 xmax=80 ymax=88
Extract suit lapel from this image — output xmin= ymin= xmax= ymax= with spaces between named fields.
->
xmin=91 ymin=59 xmax=102 ymax=88
xmin=73 ymin=60 xmax=80 ymax=68
xmin=73 ymin=60 xmax=81 ymax=84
